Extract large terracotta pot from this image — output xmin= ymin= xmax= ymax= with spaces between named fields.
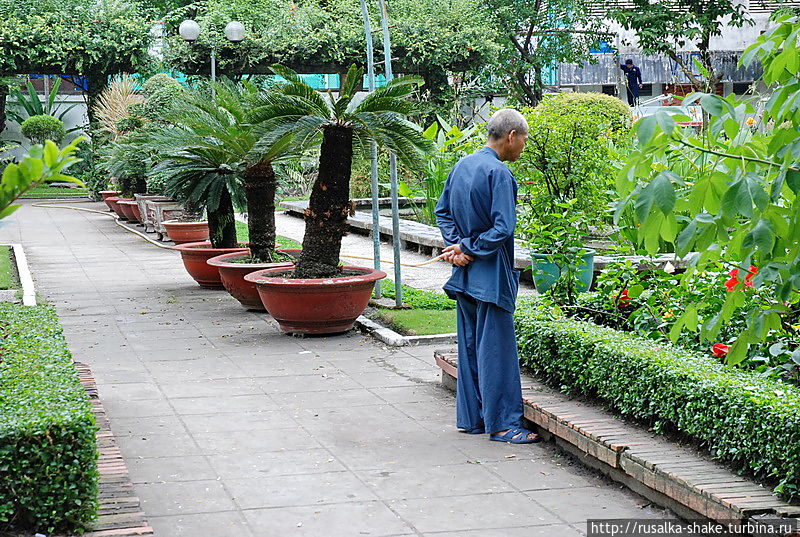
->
xmin=128 ymin=201 xmax=144 ymax=224
xmin=163 ymin=220 xmax=210 ymax=244
xmin=244 ymin=265 xmax=387 ymax=334
xmin=109 ymin=197 xmax=134 ymax=220
xmin=117 ymin=200 xmax=138 ymax=222
xmin=206 ymin=248 xmax=297 ymax=311
xmin=173 ymin=241 xmax=248 ymax=289
xmin=100 ymin=191 xmax=121 ymax=211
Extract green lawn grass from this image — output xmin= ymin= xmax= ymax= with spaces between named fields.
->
xmin=371 ymin=308 xmax=457 ymax=335
xmin=234 ymin=221 xmax=302 ymax=249
xmin=20 ymin=185 xmax=89 ymax=198
xmin=0 ymin=246 xmax=16 ymax=290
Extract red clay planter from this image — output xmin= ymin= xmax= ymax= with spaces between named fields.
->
xmin=206 ymin=248 xmax=298 ymax=311
xmin=163 ymin=220 xmax=210 ymax=244
xmin=244 ymin=266 xmax=387 ymax=334
xmin=108 ymin=197 xmax=134 ymax=220
xmin=100 ymin=191 xmax=121 ymax=211
xmin=173 ymin=241 xmax=248 ymax=289
xmin=117 ymin=201 xmax=139 ymax=222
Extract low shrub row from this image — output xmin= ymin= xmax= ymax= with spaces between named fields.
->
xmin=0 ymin=304 xmax=98 ymax=532
xmin=514 ymin=300 xmax=800 ymax=497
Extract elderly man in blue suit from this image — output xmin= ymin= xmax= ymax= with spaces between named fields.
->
xmin=435 ymin=108 xmax=541 ymax=444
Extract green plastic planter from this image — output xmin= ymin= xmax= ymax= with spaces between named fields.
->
xmin=530 ymin=248 xmax=596 ymax=294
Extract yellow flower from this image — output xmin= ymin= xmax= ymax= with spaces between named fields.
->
xmin=746 ymin=117 xmax=755 ymax=126
xmin=792 ymin=324 xmax=800 ymax=331
xmin=662 ymin=311 xmax=675 ymax=320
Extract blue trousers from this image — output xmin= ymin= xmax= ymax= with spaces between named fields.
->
xmin=455 ymin=292 xmax=523 ymax=434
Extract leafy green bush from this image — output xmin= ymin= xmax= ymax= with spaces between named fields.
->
xmin=514 ymin=93 xmax=632 ymax=224
xmin=0 ymin=304 xmax=98 ymax=532
xmin=20 ymin=114 xmax=66 ymax=146
xmin=141 ymin=73 xmax=183 ymax=121
xmin=515 ymin=301 xmax=800 ymax=498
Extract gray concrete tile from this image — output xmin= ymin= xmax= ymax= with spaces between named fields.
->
xmin=525 ymin=486 xmax=665 ymax=524
xmin=272 ymin=388 xmax=386 ymax=409
xmin=424 ymin=524 xmax=585 ymax=537
xmin=355 ymin=463 xmax=514 ymax=500
xmin=159 ymin=378 xmax=263 ymax=399
xmin=127 ymin=455 xmax=218 ymax=484
xmin=149 ymin=511 xmax=254 ymax=537
xmin=207 ymin=448 xmax=346 ymax=478
xmin=257 ymin=373 xmax=362 ymax=393
xmin=194 ymin=429 xmax=322 ymax=456
xmin=389 ymin=492 xmax=559 ymax=533
xmin=103 ymin=398 xmax=175 ymax=418
xmin=483 ymin=457 xmax=600 ymax=492
xmin=116 ymin=432 xmax=202 ymax=459
xmin=170 ymin=394 xmax=277 ymax=415
xmin=137 ymin=480 xmax=236 ymax=516
xmin=97 ymin=381 xmax=164 ymax=401
xmin=182 ymin=410 xmax=296 ymax=435
xmin=110 ymin=415 xmax=188 ymax=437
xmin=227 ymin=471 xmax=378 ymax=509
xmin=241 ymin=501 xmax=414 ymax=537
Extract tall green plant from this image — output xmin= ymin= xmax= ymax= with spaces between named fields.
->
xmin=616 ymin=14 xmax=800 ymax=366
xmin=399 ymin=117 xmax=477 ymax=225
xmin=6 ymin=78 xmax=78 ymax=126
xmin=150 ymin=80 xmax=297 ymax=256
xmin=252 ymin=64 xmax=430 ymax=278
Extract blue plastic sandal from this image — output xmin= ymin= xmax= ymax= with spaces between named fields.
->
xmin=489 ymin=427 xmax=541 ymax=444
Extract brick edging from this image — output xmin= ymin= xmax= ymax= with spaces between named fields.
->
xmin=73 ymin=362 xmax=155 ymax=537
xmin=433 ymin=350 xmax=800 ymax=535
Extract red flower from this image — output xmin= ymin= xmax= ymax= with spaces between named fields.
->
xmin=725 ymin=265 xmax=758 ymax=291
xmin=618 ymin=289 xmax=631 ymax=308
xmin=712 ymin=343 xmax=731 ymax=358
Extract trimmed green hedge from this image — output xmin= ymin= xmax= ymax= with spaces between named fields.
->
xmin=515 ymin=301 xmax=800 ymax=496
xmin=0 ymin=304 xmax=98 ymax=532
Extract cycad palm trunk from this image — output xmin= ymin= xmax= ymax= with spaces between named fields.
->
xmin=244 ymin=160 xmax=278 ymax=262
xmin=207 ymin=188 xmax=237 ymax=248
xmin=294 ymin=124 xmax=353 ymax=278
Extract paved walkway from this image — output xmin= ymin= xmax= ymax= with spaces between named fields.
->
xmin=1 ymin=201 xmax=673 ymax=537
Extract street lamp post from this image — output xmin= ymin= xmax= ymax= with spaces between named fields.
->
xmin=179 ymin=19 xmax=245 ymax=90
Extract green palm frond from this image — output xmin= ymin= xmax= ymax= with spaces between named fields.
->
xmin=269 ymin=64 xmax=330 ymax=117
xmin=334 ymin=64 xmax=364 ymax=118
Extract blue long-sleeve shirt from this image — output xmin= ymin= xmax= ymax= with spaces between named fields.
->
xmin=435 ymin=146 xmax=520 ymax=312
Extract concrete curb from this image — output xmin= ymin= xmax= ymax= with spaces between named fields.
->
xmin=355 ymin=316 xmax=457 ymax=347
xmin=5 ymin=243 xmax=36 ymax=306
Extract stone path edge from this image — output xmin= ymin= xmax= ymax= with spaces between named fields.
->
xmin=1 ymin=243 xmax=36 ymax=306
xmin=69 ymin=362 xmax=155 ymax=537
xmin=433 ymin=350 xmax=800 ymax=536
xmin=355 ymin=315 xmax=457 ymax=347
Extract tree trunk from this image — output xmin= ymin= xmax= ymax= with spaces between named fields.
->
xmin=207 ymin=188 xmax=237 ymax=248
xmin=84 ymin=73 xmax=109 ymax=130
xmin=0 ymin=82 xmax=7 ymax=136
xmin=294 ymin=124 xmax=353 ymax=278
xmin=244 ymin=160 xmax=277 ymax=263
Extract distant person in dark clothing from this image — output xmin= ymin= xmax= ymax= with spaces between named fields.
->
xmin=620 ymin=59 xmax=642 ymax=106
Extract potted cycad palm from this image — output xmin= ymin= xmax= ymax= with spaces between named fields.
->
xmin=151 ymin=81 xmax=295 ymax=294
xmin=243 ymin=65 xmax=429 ymax=333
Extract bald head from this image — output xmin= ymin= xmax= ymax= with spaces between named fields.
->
xmin=486 ymin=108 xmax=528 ymax=162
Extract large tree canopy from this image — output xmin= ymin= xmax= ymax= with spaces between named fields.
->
xmin=611 ymin=0 xmax=752 ymax=91
xmin=162 ymin=0 xmax=499 ymax=110
xmin=484 ymin=0 xmax=605 ymax=106
xmin=0 ymin=0 xmax=152 ymax=76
